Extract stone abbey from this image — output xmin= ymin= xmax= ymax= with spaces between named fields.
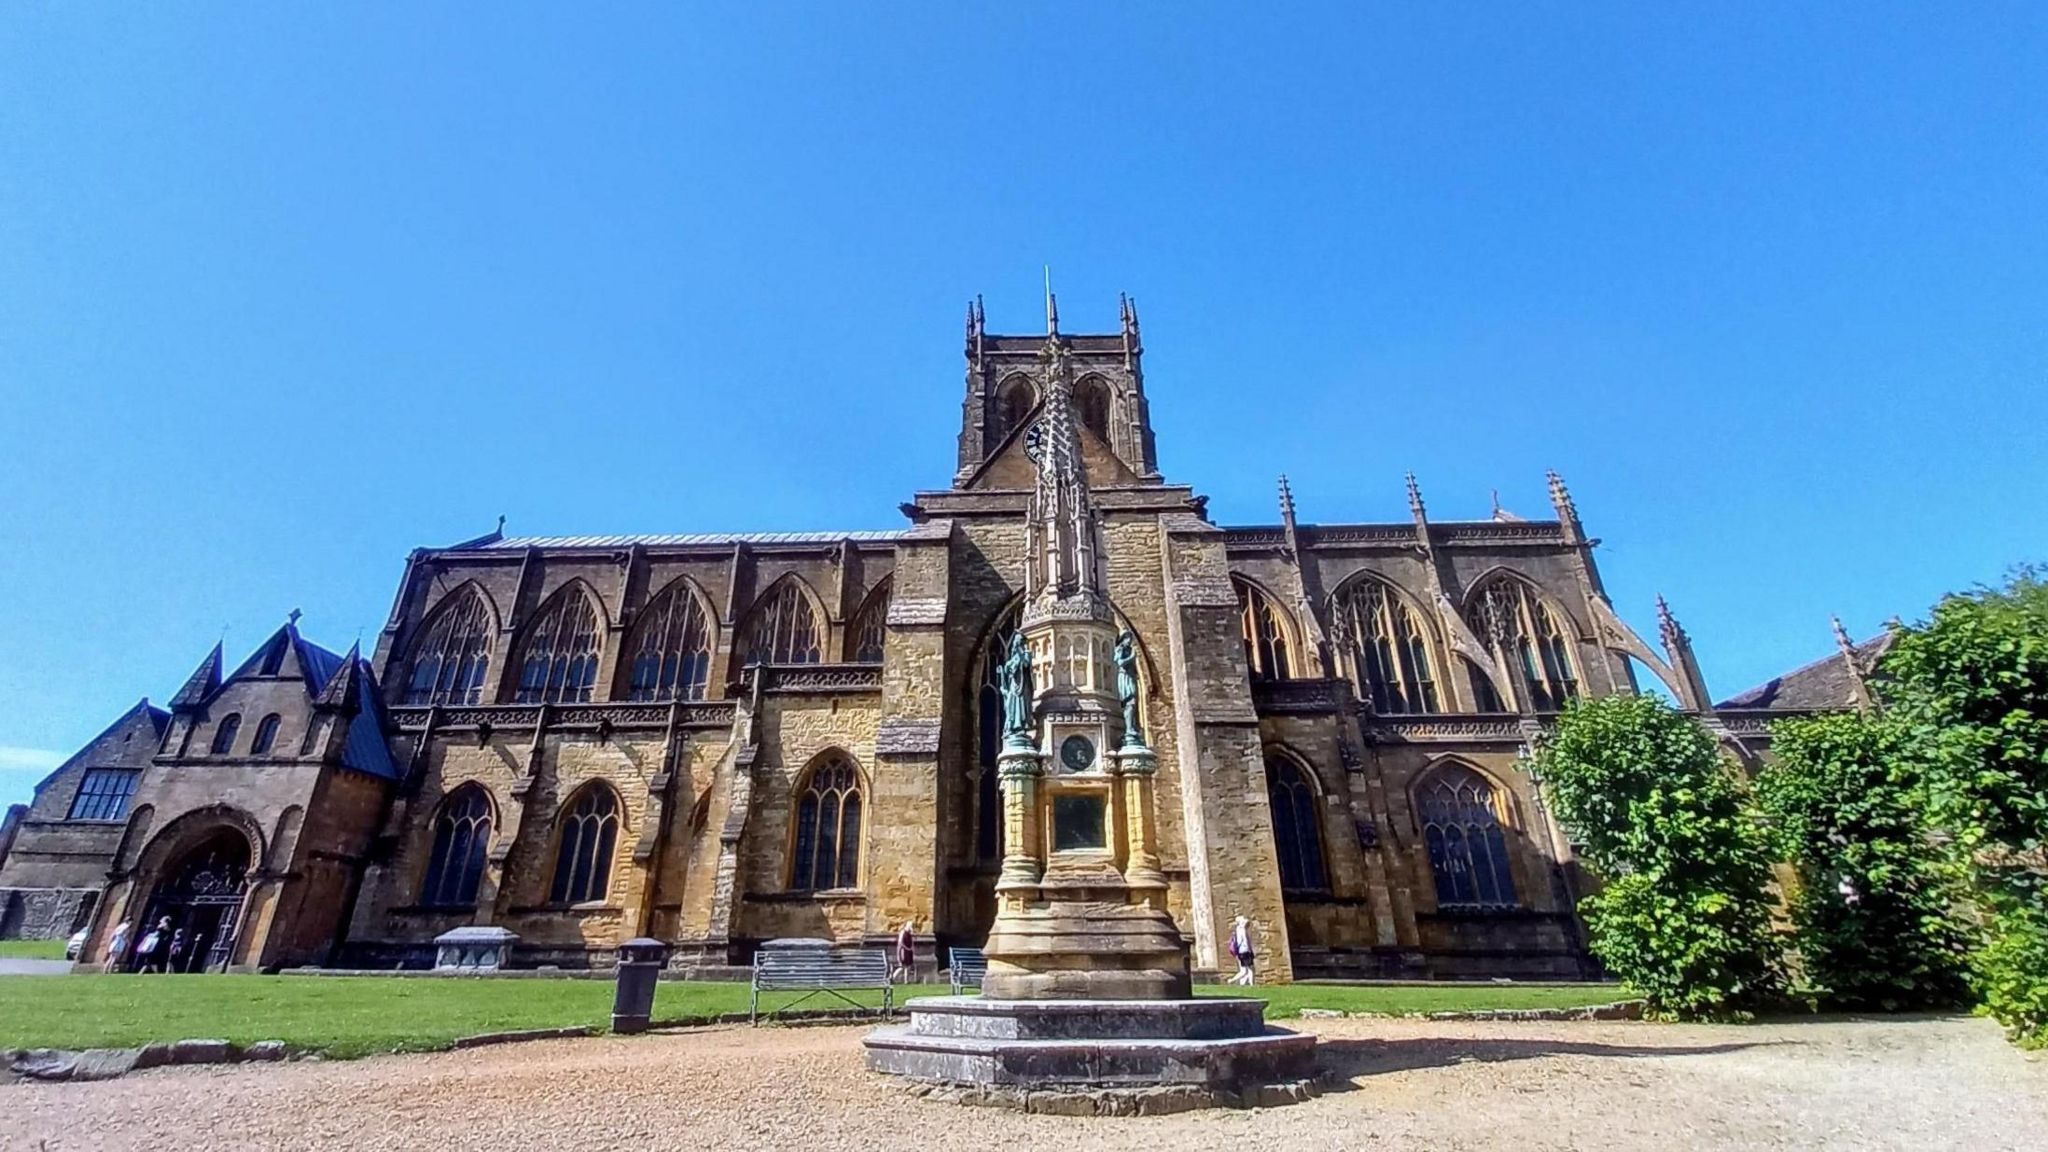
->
xmin=0 ymin=297 xmax=1843 ymax=979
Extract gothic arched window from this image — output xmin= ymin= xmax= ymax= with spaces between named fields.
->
xmin=514 ymin=587 xmax=603 ymax=704
xmin=420 ymin=785 xmax=492 ymax=908
xmin=402 ymin=586 xmax=496 ymax=706
xmin=1235 ymin=578 xmax=1296 ymax=682
xmin=790 ymin=754 xmax=863 ymax=891
xmin=1418 ymin=764 xmax=1517 ymax=908
xmin=737 ymin=578 xmax=823 ymax=667
xmin=1334 ymin=578 xmax=1441 ymax=714
xmin=1074 ymin=376 xmax=1112 ymax=443
xmin=1465 ymin=575 xmax=1579 ymax=712
xmin=549 ymin=784 xmax=620 ymax=904
xmin=250 ymin=714 xmax=282 ymax=755
xmin=1266 ymin=755 xmax=1328 ymax=892
xmin=624 ymin=582 xmax=713 ymax=702
xmin=974 ymin=605 xmax=1022 ymax=862
xmin=210 ymin=713 xmax=242 ymax=756
xmin=848 ymin=581 xmax=890 ymax=664
xmin=995 ymin=376 xmax=1037 ymax=443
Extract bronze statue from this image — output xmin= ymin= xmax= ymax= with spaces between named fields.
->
xmin=999 ymin=631 xmax=1034 ymax=744
xmin=1115 ymin=630 xmax=1145 ymax=748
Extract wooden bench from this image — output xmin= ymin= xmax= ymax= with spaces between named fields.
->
xmin=948 ymin=946 xmax=987 ymax=995
xmin=749 ymin=940 xmax=893 ymax=1024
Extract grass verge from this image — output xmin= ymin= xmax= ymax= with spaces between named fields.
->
xmin=0 ymin=939 xmax=68 ymax=961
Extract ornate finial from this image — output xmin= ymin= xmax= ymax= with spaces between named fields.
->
xmin=1656 ymin=594 xmax=1687 ymax=650
xmin=1044 ymin=266 xmax=1059 ymax=335
xmin=1546 ymin=470 xmax=1578 ymax=521
xmin=1278 ymin=475 xmax=1296 ymax=525
xmin=1831 ymin=614 xmax=1856 ymax=659
xmin=496 ymin=514 xmax=506 ymax=534
xmin=1405 ymin=472 xmax=1426 ymax=521
xmin=288 ymin=607 xmax=303 ymax=627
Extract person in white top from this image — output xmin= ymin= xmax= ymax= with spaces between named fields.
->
xmin=1226 ymin=915 xmax=1256 ymax=986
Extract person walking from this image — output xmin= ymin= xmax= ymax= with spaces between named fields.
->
xmin=136 ymin=918 xmax=171 ymax=973
xmin=893 ymin=920 xmax=916 ymax=984
xmin=102 ymin=919 xmax=133 ymax=973
xmin=1227 ymin=915 xmax=1256 ymax=986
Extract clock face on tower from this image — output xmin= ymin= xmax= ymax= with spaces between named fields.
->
xmin=1059 ymin=734 xmax=1096 ymax=773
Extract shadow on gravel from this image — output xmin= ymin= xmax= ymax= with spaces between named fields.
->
xmin=1316 ymin=1036 xmax=1775 ymax=1082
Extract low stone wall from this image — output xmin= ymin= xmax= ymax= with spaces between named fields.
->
xmin=0 ymin=887 xmax=98 ymax=941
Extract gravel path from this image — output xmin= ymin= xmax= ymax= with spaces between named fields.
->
xmin=4 ymin=1015 xmax=2042 ymax=1150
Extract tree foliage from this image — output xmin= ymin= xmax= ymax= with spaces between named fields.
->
xmin=1536 ymin=694 xmax=1783 ymax=1019
xmin=1878 ymin=568 xmax=2048 ymax=1045
xmin=1756 ymin=711 xmax=1974 ymax=1011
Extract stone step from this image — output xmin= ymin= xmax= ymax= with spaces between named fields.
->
xmin=901 ymin=995 xmax=1269 ymax=1042
xmin=863 ymin=1025 xmax=1317 ymax=1088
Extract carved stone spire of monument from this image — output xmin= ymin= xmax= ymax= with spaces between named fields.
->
xmin=1022 ymin=336 xmax=1108 ymax=624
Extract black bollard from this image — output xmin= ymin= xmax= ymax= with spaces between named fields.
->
xmin=612 ymin=937 xmax=668 ymax=1034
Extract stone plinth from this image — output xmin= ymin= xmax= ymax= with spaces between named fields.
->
xmin=980 ymin=899 xmax=1190 ymax=1001
xmin=862 ymin=996 xmax=1318 ymax=1108
xmin=433 ymin=926 xmax=517 ymax=971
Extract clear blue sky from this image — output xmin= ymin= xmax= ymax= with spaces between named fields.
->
xmin=3 ymin=5 xmax=2043 ymax=807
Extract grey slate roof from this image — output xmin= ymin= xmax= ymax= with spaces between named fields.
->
xmin=1717 ymin=633 xmax=1895 ymax=711
xmin=482 ymin=530 xmax=908 ymax=550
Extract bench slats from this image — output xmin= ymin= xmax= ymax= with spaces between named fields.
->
xmin=749 ymin=946 xmax=893 ymax=1024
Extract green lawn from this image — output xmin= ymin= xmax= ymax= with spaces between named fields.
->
xmin=0 ymin=939 xmax=68 ymax=960
xmin=0 ymin=975 xmax=1626 ymax=1058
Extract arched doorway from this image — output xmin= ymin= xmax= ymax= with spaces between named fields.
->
xmin=141 ymin=831 xmax=251 ymax=972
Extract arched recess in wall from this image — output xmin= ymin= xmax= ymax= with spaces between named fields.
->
xmin=511 ymin=581 xmax=607 ymax=704
xmin=1330 ymin=574 xmax=1443 ymax=714
xmin=788 ymin=750 xmax=864 ymax=893
xmin=1264 ymin=748 xmax=1329 ymax=894
xmin=549 ymin=782 xmax=622 ymax=905
xmin=1412 ymin=759 xmax=1518 ymax=909
xmin=401 ymin=582 xmax=499 ymax=706
xmin=847 ymin=578 xmax=891 ymax=664
xmin=1462 ymin=570 xmax=1581 ymax=712
xmin=1073 ymin=375 xmax=1113 ymax=444
xmin=1231 ymin=575 xmax=1301 ymax=682
xmin=733 ymin=575 xmax=825 ymax=672
xmin=620 ymin=577 xmax=716 ymax=702
xmin=993 ymin=374 xmax=1038 ymax=444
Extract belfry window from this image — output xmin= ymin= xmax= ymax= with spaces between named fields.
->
xmin=1334 ymin=578 xmax=1441 ymax=714
xmin=1074 ymin=376 xmax=1112 ymax=443
xmin=790 ymin=755 xmax=863 ymax=891
xmin=1235 ymin=579 xmax=1295 ymax=682
xmin=250 ymin=713 xmax=282 ymax=755
xmin=420 ymin=785 xmax=492 ymax=908
xmin=994 ymin=376 xmax=1037 ymax=443
xmin=549 ymin=785 xmax=620 ymax=904
xmin=1419 ymin=764 xmax=1517 ymax=908
xmin=1465 ymin=576 xmax=1579 ymax=712
xmin=625 ymin=583 xmax=713 ymax=702
xmin=1266 ymin=756 xmax=1328 ymax=892
xmin=737 ymin=578 xmax=822 ymax=667
xmin=209 ymin=713 xmax=242 ymax=756
xmin=848 ymin=581 xmax=890 ymax=664
xmin=402 ymin=586 xmax=495 ymax=706
xmin=514 ymin=587 xmax=602 ymax=704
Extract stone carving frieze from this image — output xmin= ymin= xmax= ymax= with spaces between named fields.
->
xmin=761 ymin=664 xmax=884 ymax=694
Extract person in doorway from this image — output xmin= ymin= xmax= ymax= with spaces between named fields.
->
xmin=1227 ymin=915 xmax=1256 ymax=986
xmin=893 ymin=920 xmax=916 ymax=984
xmin=102 ymin=919 xmax=133 ymax=973
xmin=136 ymin=918 xmax=171 ymax=973
xmin=166 ymin=927 xmax=190 ymax=974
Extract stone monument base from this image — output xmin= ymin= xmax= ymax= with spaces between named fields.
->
xmin=981 ymin=896 xmax=1191 ymax=1000
xmin=862 ymin=996 xmax=1320 ymax=1114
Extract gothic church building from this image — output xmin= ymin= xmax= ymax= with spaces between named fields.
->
xmin=4 ymin=299 xmax=1773 ymax=980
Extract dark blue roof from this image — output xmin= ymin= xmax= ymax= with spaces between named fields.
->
xmin=339 ymin=663 xmax=400 ymax=781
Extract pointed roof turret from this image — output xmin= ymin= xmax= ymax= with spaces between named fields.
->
xmin=316 ymin=642 xmax=365 ymax=711
xmin=1657 ymin=594 xmax=1687 ymax=652
xmin=1278 ymin=475 xmax=1298 ymax=531
xmin=1022 ymin=336 xmax=1107 ymax=622
xmin=171 ymin=642 xmax=223 ymax=709
xmin=1405 ymin=472 xmax=1427 ymax=524
xmin=1547 ymin=470 xmax=1583 ymax=542
xmin=1655 ymin=594 xmax=1715 ymax=713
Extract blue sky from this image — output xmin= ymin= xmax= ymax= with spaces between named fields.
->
xmin=3 ymin=5 xmax=2043 ymax=807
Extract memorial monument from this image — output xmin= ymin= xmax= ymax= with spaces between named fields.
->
xmin=863 ymin=312 xmax=1318 ymax=1113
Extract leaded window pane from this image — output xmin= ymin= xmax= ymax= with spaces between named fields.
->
xmin=626 ymin=584 xmax=712 ymax=701
xmin=421 ymin=786 xmax=493 ymax=907
xmin=67 ymin=768 xmax=139 ymax=822
xmin=1419 ymin=766 xmax=1517 ymax=909
xmin=515 ymin=589 xmax=602 ymax=704
xmin=738 ymin=579 xmax=822 ymax=668
xmin=1465 ymin=577 xmax=1578 ymax=713
xmin=1335 ymin=579 xmax=1442 ymax=715
xmin=403 ymin=588 xmax=496 ymax=706
xmin=549 ymin=786 xmax=620 ymax=904
xmin=790 ymin=756 xmax=862 ymax=891
xmin=1235 ymin=580 xmax=1294 ymax=682
xmin=1265 ymin=757 xmax=1327 ymax=892
xmin=848 ymin=583 xmax=889 ymax=664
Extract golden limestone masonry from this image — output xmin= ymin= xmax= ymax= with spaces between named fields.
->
xmin=2 ymin=295 xmax=1795 ymax=980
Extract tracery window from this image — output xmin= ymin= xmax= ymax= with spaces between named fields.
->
xmin=974 ymin=605 xmax=1021 ymax=862
xmin=790 ymin=754 xmax=863 ymax=891
xmin=737 ymin=578 xmax=822 ymax=667
xmin=1418 ymin=764 xmax=1517 ymax=908
xmin=514 ymin=587 xmax=603 ymax=704
xmin=250 ymin=714 xmax=282 ymax=755
xmin=210 ymin=713 xmax=242 ymax=756
xmin=848 ymin=581 xmax=890 ymax=664
xmin=1235 ymin=578 xmax=1295 ymax=682
xmin=1334 ymin=579 xmax=1441 ymax=714
xmin=402 ymin=586 xmax=496 ymax=706
xmin=625 ymin=582 xmax=713 ymax=702
xmin=1465 ymin=576 xmax=1579 ymax=712
xmin=549 ymin=785 xmax=620 ymax=904
xmin=68 ymin=768 xmax=140 ymax=822
xmin=1266 ymin=755 xmax=1328 ymax=893
xmin=1074 ymin=376 xmax=1112 ymax=443
xmin=420 ymin=785 xmax=492 ymax=908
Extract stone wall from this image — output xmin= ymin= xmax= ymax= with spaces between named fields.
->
xmin=0 ymin=888 xmax=97 ymax=941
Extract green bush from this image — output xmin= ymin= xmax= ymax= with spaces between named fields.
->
xmin=1976 ymin=901 xmax=2048 ymax=1049
xmin=1757 ymin=711 xmax=1974 ymax=1011
xmin=1536 ymin=694 xmax=1783 ymax=1019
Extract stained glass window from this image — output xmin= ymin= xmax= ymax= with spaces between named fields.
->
xmin=790 ymin=755 xmax=863 ymax=891
xmin=625 ymin=582 xmax=713 ymax=702
xmin=1266 ymin=756 xmax=1328 ymax=892
xmin=1334 ymin=579 xmax=1441 ymax=714
xmin=549 ymin=785 xmax=620 ymax=904
xmin=1235 ymin=579 xmax=1295 ymax=682
xmin=737 ymin=578 xmax=822 ymax=667
xmin=514 ymin=587 xmax=603 ymax=704
xmin=402 ymin=586 xmax=496 ymax=706
xmin=420 ymin=785 xmax=492 ymax=907
xmin=1419 ymin=764 xmax=1517 ymax=908
xmin=848 ymin=581 xmax=890 ymax=664
xmin=1465 ymin=576 xmax=1579 ymax=712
